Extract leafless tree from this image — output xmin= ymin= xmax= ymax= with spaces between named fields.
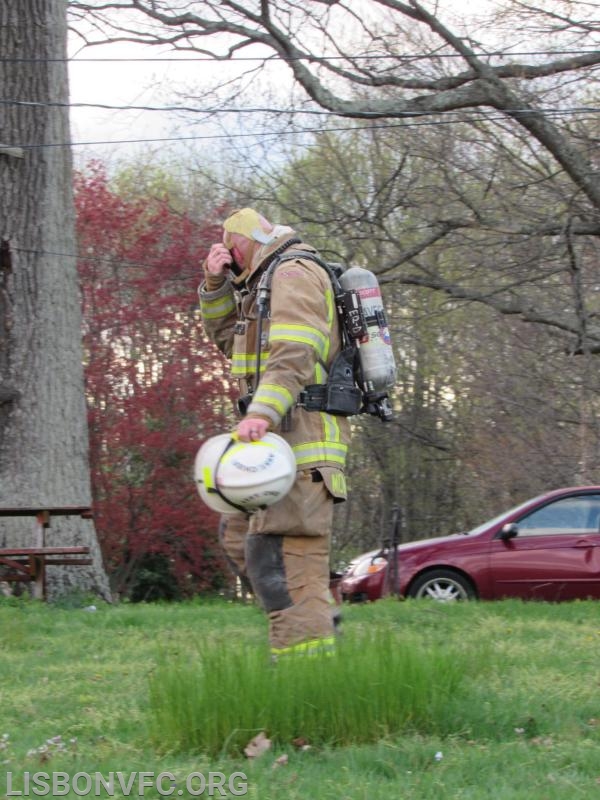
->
xmin=68 ymin=1 xmax=600 ymax=346
xmin=68 ymin=2 xmax=600 ymax=200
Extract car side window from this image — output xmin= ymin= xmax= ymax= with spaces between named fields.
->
xmin=517 ymin=495 xmax=600 ymax=537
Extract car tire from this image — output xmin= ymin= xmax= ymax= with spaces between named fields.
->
xmin=407 ymin=569 xmax=476 ymax=602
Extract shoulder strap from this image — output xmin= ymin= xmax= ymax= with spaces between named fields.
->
xmin=257 ymin=250 xmax=343 ymax=315
xmin=252 ymin=250 xmax=349 ymax=397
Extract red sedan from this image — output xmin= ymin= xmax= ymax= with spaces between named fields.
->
xmin=340 ymin=486 xmax=600 ymax=603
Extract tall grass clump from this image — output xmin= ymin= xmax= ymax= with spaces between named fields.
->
xmin=148 ymin=626 xmax=472 ymax=756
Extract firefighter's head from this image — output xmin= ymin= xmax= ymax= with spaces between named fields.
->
xmin=222 ymin=208 xmax=274 ymax=275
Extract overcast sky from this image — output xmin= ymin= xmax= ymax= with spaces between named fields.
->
xmin=68 ymin=39 xmax=193 ymax=163
xmin=65 ymin=0 xmax=509 ymax=166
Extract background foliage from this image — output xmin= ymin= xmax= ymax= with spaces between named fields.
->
xmin=66 ymin=0 xmax=600 ymax=593
xmin=74 ymin=140 xmax=600 ymax=595
xmin=75 ymin=163 xmax=236 ymax=599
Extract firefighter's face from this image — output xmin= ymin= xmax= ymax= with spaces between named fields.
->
xmin=223 ymin=231 xmax=253 ymax=272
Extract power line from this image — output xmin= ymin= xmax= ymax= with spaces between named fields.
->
xmin=8 ymin=108 xmax=600 ymax=150
xmin=1 ymin=48 xmax=599 ymax=63
xmin=1 ymin=99 xmax=333 ymax=115
xmin=2 ymin=98 xmax=600 ymax=118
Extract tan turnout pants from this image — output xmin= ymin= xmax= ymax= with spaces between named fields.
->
xmin=220 ymin=469 xmax=336 ymax=652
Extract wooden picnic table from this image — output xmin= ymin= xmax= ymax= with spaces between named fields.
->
xmin=0 ymin=506 xmax=93 ymax=599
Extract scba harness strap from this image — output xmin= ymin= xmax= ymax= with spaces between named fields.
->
xmin=297 ymin=347 xmax=362 ymax=417
xmin=256 ymin=251 xmax=363 ymax=417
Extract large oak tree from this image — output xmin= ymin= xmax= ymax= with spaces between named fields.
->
xmin=0 ymin=0 xmax=110 ymax=598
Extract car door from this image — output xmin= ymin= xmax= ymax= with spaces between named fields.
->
xmin=489 ymin=493 xmax=600 ymax=601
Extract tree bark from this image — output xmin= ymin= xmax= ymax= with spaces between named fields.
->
xmin=0 ymin=0 xmax=110 ymax=600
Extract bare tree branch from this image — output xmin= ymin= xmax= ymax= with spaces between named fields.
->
xmin=69 ymin=0 xmax=600 ymax=210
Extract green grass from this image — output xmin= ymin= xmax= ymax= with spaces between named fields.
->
xmin=1 ymin=596 xmax=600 ymax=798
xmin=148 ymin=627 xmax=473 ymax=755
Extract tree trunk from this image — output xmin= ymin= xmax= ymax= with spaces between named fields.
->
xmin=0 ymin=0 xmax=110 ymax=600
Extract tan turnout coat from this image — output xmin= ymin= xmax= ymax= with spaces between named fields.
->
xmin=199 ymin=231 xmax=350 ymax=501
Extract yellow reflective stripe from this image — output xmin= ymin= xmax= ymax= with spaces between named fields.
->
xmin=324 ymin=288 xmax=334 ymax=356
xmin=270 ymin=324 xmax=328 ymax=359
xmin=231 ymin=353 xmax=267 ymax=376
xmin=252 ymin=383 xmax=294 ymax=415
xmin=293 ymin=441 xmax=348 ymax=466
xmin=314 ymin=362 xmax=327 ymax=384
xmin=220 ymin=440 xmax=270 ymax=466
xmin=320 ymin=411 xmax=341 ymax=443
xmin=200 ymin=294 xmax=236 ymax=319
xmin=331 ymin=472 xmax=347 ymax=496
xmin=271 ymin=636 xmax=336 ymax=658
xmin=202 ymin=466 xmax=214 ymax=490
xmin=326 ymin=288 xmax=335 ymax=325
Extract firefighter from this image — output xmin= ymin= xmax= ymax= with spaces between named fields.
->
xmin=198 ymin=208 xmax=350 ymax=658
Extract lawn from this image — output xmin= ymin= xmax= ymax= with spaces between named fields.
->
xmin=1 ymin=595 xmax=599 ymax=799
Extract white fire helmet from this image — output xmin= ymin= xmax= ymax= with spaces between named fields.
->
xmin=194 ymin=432 xmax=297 ymax=514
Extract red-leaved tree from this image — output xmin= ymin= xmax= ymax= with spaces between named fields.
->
xmin=75 ymin=162 xmax=235 ymax=600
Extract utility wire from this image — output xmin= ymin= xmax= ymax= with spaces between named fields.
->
xmin=8 ymin=108 xmax=600 ymax=151
xmin=2 ymin=98 xmax=600 ymax=117
xmin=1 ymin=49 xmax=599 ymax=62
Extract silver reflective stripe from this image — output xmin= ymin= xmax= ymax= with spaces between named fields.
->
xmin=200 ymin=293 xmax=236 ymax=319
xmin=252 ymin=383 xmax=294 ymax=415
xmin=293 ymin=441 xmax=348 ymax=466
xmin=270 ymin=324 xmax=328 ymax=359
xmin=321 ymin=412 xmax=342 ymax=444
xmin=231 ymin=353 xmax=268 ymax=376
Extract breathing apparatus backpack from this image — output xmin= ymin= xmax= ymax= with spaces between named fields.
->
xmin=255 ymin=250 xmax=397 ymax=422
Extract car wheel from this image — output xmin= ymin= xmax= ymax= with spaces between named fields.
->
xmin=407 ymin=569 xmax=475 ymax=602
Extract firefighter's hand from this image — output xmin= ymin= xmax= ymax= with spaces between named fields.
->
xmin=206 ymin=243 xmax=232 ymax=276
xmin=236 ymin=417 xmax=270 ymax=442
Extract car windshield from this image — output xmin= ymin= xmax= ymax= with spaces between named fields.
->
xmin=465 ymin=493 xmax=552 ymax=537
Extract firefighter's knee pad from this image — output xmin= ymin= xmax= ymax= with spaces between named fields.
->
xmin=245 ymin=534 xmax=292 ymax=613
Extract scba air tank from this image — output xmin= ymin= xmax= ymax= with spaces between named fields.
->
xmin=338 ymin=266 xmax=397 ymax=394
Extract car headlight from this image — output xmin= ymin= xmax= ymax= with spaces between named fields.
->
xmin=354 ymin=556 xmax=387 ymax=577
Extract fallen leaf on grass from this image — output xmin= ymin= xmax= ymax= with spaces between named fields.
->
xmin=244 ymin=732 xmax=272 ymax=759
xmin=292 ymin=736 xmax=311 ymax=750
